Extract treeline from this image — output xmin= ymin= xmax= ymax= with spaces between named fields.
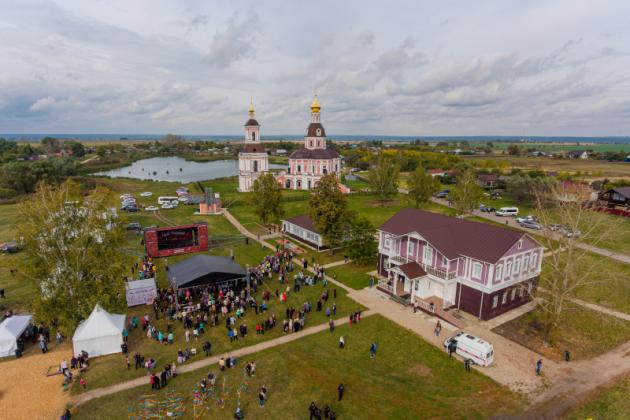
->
xmin=0 ymin=157 xmax=78 ymax=198
xmin=342 ymin=147 xmax=461 ymax=171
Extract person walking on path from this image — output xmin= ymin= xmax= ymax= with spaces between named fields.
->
xmin=339 ymin=336 xmax=345 ymax=349
xmin=536 ymin=359 xmax=543 ymax=376
xmin=337 ymin=383 xmax=345 ymax=401
xmin=464 ymin=359 xmax=471 ymax=372
xmin=370 ymin=342 xmax=377 ymax=358
xmin=563 ymin=350 xmax=571 ymax=362
xmin=329 ymin=319 xmax=334 ymax=333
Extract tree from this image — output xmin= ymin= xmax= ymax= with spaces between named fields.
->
xmin=344 ymin=214 xmax=377 ymax=264
xmin=96 ymin=145 xmax=108 ymax=158
xmin=368 ymin=155 xmax=400 ymax=205
xmin=41 ymin=136 xmax=60 ymax=154
xmin=65 ymin=141 xmax=85 ymax=157
xmin=309 ymin=174 xmax=347 ymax=251
xmin=506 ymin=174 xmax=556 ymax=203
xmin=532 ymin=183 xmax=620 ymax=343
xmin=17 ymin=181 xmax=129 ymax=334
xmin=250 ymin=173 xmax=284 ymax=225
xmin=507 ymin=144 xmax=521 ymax=156
xmin=450 ymin=168 xmax=483 ymax=215
xmin=408 ymin=167 xmax=440 ymax=208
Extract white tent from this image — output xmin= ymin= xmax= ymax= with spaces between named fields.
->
xmin=0 ymin=315 xmax=33 ymax=357
xmin=72 ymin=304 xmax=126 ymax=357
xmin=125 ymin=278 xmax=158 ymax=307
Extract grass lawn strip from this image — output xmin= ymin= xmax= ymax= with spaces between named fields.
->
xmin=565 ymin=374 xmax=630 ymax=419
xmin=74 ymin=315 xmax=523 ymax=419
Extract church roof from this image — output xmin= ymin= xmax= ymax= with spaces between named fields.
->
xmin=306 ymin=122 xmax=326 ymax=137
xmin=244 ymin=119 xmax=259 ymax=126
xmin=241 ymin=144 xmax=266 ymax=153
xmin=289 ymin=148 xmax=340 ymax=159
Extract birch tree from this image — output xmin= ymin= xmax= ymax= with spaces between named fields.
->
xmin=533 ymin=183 xmax=620 ymax=342
xmin=17 ymin=181 xmax=129 ymax=334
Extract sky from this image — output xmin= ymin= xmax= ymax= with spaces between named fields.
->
xmin=1 ymin=0 xmax=630 ymax=136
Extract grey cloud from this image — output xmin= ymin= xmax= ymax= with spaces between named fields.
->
xmin=205 ymin=12 xmax=260 ymax=68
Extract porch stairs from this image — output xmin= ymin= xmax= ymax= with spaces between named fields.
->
xmin=415 ymin=297 xmax=466 ymax=329
xmin=390 ymin=293 xmax=411 ymax=307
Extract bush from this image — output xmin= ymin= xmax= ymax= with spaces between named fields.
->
xmin=0 ymin=188 xmax=17 ymax=199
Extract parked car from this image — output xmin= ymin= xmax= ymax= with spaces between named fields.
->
xmin=121 ymin=205 xmax=139 ymax=212
xmin=548 ymin=223 xmax=564 ymax=231
xmin=145 ymin=206 xmax=159 ymax=211
xmin=444 ymin=332 xmax=494 ymax=367
xmin=0 ymin=241 xmax=21 ymax=253
xmin=519 ymin=220 xmax=542 ymax=230
xmin=516 ymin=215 xmax=537 ymax=224
xmin=436 ymin=189 xmax=450 ymax=198
xmin=562 ymin=228 xmax=582 ymax=238
xmin=479 ymin=204 xmax=496 ymax=212
xmin=140 ymin=191 xmax=153 ymax=197
xmin=126 ymin=222 xmax=142 ymax=232
xmin=161 ymin=203 xmax=177 ymax=209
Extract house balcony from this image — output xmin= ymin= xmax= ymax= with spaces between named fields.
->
xmin=388 ymin=255 xmax=457 ymax=281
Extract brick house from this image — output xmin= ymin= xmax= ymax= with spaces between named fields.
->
xmin=377 ymin=208 xmax=543 ymax=320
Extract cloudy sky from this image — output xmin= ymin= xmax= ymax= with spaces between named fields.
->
xmin=1 ymin=0 xmax=630 ymax=136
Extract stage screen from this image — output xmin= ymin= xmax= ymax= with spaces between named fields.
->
xmin=156 ymin=227 xmax=199 ymax=250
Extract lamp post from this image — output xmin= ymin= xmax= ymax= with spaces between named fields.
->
xmin=246 ymin=264 xmax=251 ymax=300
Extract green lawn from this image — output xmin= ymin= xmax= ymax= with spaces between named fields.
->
xmin=493 ymin=304 xmax=630 ymax=361
xmin=566 ymin=374 xmax=630 ymax=419
xmin=328 ymin=262 xmax=375 ymax=290
xmin=71 ymin=262 xmax=363 ymax=392
xmin=73 ymin=315 xmax=523 ymax=419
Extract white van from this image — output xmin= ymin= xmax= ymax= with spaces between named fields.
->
xmin=444 ymin=332 xmax=494 ymax=366
xmin=495 ymin=207 xmax=519 ymax=217
xmin=157 ymin=196 xmax=179 ymax=205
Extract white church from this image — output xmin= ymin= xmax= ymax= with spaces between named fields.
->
xmin=237 ymin=101 xmax=269 ymax=192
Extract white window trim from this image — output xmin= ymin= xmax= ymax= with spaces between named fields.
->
xmin=514 ymin=259 xmax=521 ymax=275
xmin=531 ymin=253 xmax=538 ymax=269
xmin=492 ymin=295 xmax=499 ymax=308
xmin=472 ymin=262 xmax=483 ymax=280
xmin=407 ymin=240 xmax=415 ymax=257
xmin=502 ymin=291 xmax=508 ymax=304
xmin=517 ymin=239 xmax=523 ymax=250
xmin=523 ymin=256 xmax=529 ymax=272
xmin=511 ymin=288 xmax=517 ymax=301
xmin=442 ymin=256 xmax=448 ymax=268
xmin=505 ymin=262 xmax=512 ymax=278
xmin=495 ymin=265 xmax=503 ymax=281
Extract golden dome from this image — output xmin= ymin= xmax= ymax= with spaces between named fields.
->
xmin=248 ymin=100 xmax=255 ymax=117
xmin=310 ymin=95 xmax=321 ymax=113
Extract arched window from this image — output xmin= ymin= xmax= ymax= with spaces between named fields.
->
xmin=309 ymin=140 xmax=313 ymax=147
xmin=316 ymin=128 xmax=321 ymax=136
xmin=297 ymin=180 xmax=302 ymax=189
xmin=253 ymin=160 xmax=258 ymax=172
xmin=307 ymin=180 xmax=312 ymax=189
xmin=297 ymin=165 xmax=301 ymax=173
xmin=323 ymin=167 xmax=327 ymax=174
xmin=285 ymin=180 xmax=292 ymax=188
xmin=252 ymin=132 xmax=256 ymax=141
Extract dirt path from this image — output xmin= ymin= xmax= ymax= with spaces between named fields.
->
xmin=71 ymin=312 xmax=374 ymax=407
xmin=0 ymin=343 xmax=73 ymax=420
xmin=511 ymin=339 xmax=630 ymax=418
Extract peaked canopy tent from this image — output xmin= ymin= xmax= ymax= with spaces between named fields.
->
xmin=0 ymin=315 xmax=33 ymax=357
xmin=167 ymin=254 xmax=247 ymax=290
xmin=72 ymin=304 xmax=126 ymax=357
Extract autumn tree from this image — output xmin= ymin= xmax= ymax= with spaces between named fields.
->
xmin=368 ymin=155 xmax=400 ymax=205
xmin=17 ymin=181 xmax=130 ymax=334
xmin=408 ymin=167 xmax=441 ymax=207
xmin=532 ymin=183 xmax=620 ymax=343
xmin=309 ymin=174 xmax=347 ymax=251
xmin=250 ymin=173 xmax=284 ymax=225
xmin=450 ymin=168 xmax=483 ymax=215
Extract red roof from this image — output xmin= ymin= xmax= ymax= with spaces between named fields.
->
xmin=283 ymin=214 xmax=318 ymax=233
xmin=398 ymin=262 xmax=427 ymax=279
xmin=289 ymin=148 xmax=340 ymax=159
xmin=379 ymin=209 xmax=526 ymax=263
xmin=241 ymin=144 xmax=265 ymax=153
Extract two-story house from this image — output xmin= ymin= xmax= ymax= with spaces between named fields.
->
xmin=377 ymin=208 xmax=543 ymax=320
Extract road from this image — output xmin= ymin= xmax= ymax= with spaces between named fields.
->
xmin=430 ymin=196 xmax=630 ymax=265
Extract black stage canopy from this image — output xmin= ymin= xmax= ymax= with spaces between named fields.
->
xmin=167 ymin=255 xmax=246 ymax=289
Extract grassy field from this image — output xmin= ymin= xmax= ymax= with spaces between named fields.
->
xmin=485 ymin=142 xmax=630 ymax=153
xmin=73 ymin=315 xmax=523 ymax=420
xmin=328 ymin=262 xmax=375 ymax=290
xmin=462 ymin=155 xmax=630 ymax=178
xmin=493 ymin=303 xmax=630 ymax=361
xmin=565 ymin=374 xmax=630 ymax=419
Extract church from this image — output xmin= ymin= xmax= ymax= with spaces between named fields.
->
xmin=238 ymin=96 xmax=346 ymax=193
xmin=237 ymin=101 xmax=269 ymax=192
xmin=276 ymin=96 xmax=344 ymax=190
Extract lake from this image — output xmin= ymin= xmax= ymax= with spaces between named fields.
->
xmin=95 ymin=156 xmax=286 ymax=182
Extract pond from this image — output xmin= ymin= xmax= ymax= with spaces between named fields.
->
xmin=95 ymin=156 xmax=286 ymax=183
